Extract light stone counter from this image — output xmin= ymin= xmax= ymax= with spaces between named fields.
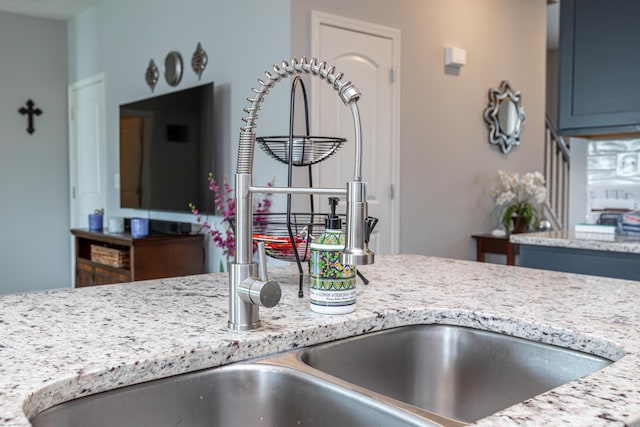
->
xmin=1 ymin=254 xmax=640 ymax=426
xmin=510 ymin=229 xmax=640 ymax=254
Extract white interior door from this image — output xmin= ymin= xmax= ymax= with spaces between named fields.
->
xmin=69 ymin=74 xmax=107 ymax=229
xmin=312 ymin=12 xmax=401 ymax=254
xmin=69 ymin=74 xmax=107 ymax=286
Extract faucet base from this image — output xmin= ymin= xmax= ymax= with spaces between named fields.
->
xmin=341 ymin=250 xmax=374 ymax=266
xmin=228 ymin=320 xmax=262 ymax=331
xmin=229 ymin=262 xmax=262 ymax=330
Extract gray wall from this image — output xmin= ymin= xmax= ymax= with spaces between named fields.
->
xmin=0 ymin=12 xmax=70 ymax=294
xmin=68 ymin=0 xmax=292 ymax=272
xmin=292 ymin=0 xmax=547 ymax=260
xmin=1 ymin=0 xmax=548 ymax=293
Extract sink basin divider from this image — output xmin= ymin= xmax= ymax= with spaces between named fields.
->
xmin=256 ymin=351 xmax=467 ymax=427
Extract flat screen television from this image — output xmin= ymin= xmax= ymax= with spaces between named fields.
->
xmin=119 ymin=83 xmax=215 ymax=214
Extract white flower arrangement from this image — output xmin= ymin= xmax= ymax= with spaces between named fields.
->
xmin=493 ymin=170 xmax=547 ymax=233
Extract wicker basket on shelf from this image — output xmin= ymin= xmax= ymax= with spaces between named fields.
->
xmin=90 ymin=245 xmax=130 ymax=268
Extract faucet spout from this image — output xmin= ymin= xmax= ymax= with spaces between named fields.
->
xmin=341 ymin=100 xmax=374 ymax=265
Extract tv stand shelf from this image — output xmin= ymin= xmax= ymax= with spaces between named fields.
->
xmin=71 ymin=229 xmax=204 ymax=287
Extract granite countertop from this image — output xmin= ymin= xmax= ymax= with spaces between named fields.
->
xmin=1 ymin=254 xmax=640 ymax=426
xmin=510 ymin=229 xmax=640 ymax=254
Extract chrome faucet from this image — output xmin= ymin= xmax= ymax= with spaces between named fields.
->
xmin=228 ymin=58 xmax=375 ymax=330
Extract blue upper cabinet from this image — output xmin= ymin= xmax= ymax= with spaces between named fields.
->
xmin=558 ymin=0 xmax=640 ymax=136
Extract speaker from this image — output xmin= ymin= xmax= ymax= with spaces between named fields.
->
xmin=149 ymin=219 xmax=192 ymax=235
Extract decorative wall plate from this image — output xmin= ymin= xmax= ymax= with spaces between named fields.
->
xmin=191 ymin=42 xmax=208 ymax=80
xmin=164 ymin=51 xmax=183 ymax=86
xmin=145 ymin=59 xmax=159 ymax=92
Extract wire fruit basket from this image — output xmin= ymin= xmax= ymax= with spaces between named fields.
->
xmin=231 ymin=212 xmax=346 ymax=263
xmin=256 ymin=135 xmax=346 ymax=166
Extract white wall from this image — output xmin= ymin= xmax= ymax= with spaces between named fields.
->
xmin=291 ymin=0 xmax=547 ymax=260
xmin=0 ymin=12 xmax=70 ymax=294
xmin=68 ymin=0 xmax=292 ymax=272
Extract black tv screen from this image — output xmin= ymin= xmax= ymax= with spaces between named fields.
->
xmin=119 ymin=83 xmax=214 ymax=214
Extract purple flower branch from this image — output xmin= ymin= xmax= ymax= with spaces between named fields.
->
xmin=189 ymin=173 xmax=274 ymax=259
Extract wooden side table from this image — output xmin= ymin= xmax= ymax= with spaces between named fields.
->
xmin=471 ymin=233 xmax=520 ymax=266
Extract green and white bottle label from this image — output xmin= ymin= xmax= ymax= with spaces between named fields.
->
xmin=309 ymin=230 xmax=356 ymax=314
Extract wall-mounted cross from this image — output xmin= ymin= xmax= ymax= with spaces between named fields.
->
xmin=18 ymin=99 xmax=43 ymax=135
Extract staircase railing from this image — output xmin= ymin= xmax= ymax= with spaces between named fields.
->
xmin=543 ymin=114 xmax=570 ymax=229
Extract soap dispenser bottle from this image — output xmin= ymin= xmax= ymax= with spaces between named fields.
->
xmin=309 ymin=197 xmax=356 ymax=314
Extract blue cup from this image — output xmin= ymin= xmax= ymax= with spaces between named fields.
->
xmin=88 ymin=214 xmax=103 ymax=231
xmin=131 ymin=218 xmax=149 ymax=238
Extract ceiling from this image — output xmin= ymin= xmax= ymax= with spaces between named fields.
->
xmin=0 ymin=0 xmax=101 ymax=20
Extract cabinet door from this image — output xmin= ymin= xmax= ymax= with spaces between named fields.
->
xmin=558 ymin=0 xmax=640 ymax=135
xmin=76 ymin=260 xmax=95 ymax=287
xmin=95 ymin=266 xmax=130 ymax=286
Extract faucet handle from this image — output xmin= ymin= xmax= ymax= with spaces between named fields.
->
xmin=364 ymin=216 xmax=378 ymax=244
xmin=257 ymin=242 xmax=269 ymax=281
xmin=238 ymin=242 xmax=282 ymax=309
xmin=240 ymin=277 xmax=281 ymax=308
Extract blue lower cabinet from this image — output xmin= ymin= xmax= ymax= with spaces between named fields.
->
xmin=519 ymin=245 xmax=640 ymax=281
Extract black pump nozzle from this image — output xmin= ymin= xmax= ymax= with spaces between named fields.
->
xmin=326 ymin=197 xmax=342 ymax=230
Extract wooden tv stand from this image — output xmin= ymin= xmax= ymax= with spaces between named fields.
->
xmin=71 ymin=229 xmax=205 ymax=287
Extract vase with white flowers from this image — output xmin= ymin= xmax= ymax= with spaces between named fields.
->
xmin=493 ymin=170 xmax=547 ymax=234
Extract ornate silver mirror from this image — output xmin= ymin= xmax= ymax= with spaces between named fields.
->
xmin=164 ymin=51 xmax=183 ymax=86
xmin=483 ymin=80 xmax=526 ymax=154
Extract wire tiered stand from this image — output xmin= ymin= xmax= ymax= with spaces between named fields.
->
xmin=252 ymin=76 xmax=361 ymax=297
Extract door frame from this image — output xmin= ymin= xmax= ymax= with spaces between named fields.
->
xmin=311 ymin=11 xmax=401 ymax=253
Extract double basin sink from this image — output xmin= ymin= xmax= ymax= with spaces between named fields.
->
xmin=31 ymin=324 xmax=613 ymax=426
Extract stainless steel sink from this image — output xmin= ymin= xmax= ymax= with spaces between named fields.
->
xmin=298 ymin=324 xmax=613 ymax=423
xmin=30 ymin=363 xmax=437 ymax=427
xmin=30 ymin=324 xmax=614 ymax=427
